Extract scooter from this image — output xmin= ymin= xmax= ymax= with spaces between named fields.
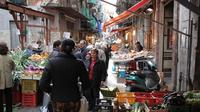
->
xmin=125 ymin=57 xmax=160 ymax=92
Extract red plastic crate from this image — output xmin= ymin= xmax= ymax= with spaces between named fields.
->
xmin=22 ymin=93 xmax=37 ymax=107
xmin=135 ymin=97 xmax=157 ymax=107
xmin=134 ymin=92 xmax=152 ymax=97
xmin=151 ymin=92 xmax=169 ymax=98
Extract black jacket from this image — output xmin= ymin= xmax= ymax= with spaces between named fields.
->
xmin=88 ymin=59 xmax=108 ymax=87
xmin=39 ymin=53 xmax=90 ymax=102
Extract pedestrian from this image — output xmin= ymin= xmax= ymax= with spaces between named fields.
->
xmin=48 ymin=40 xmax=61 ymax=58
xmin=41 ymin=40 xmax=62 ymax=112
xmin=79 ymin=40 xmax=90 ymax=60
xmin=24 ymin=44 xmax=33 ymax=58
xmin=84 ymin=48 xmax=108 ymax=111
xmin=0 ymin=42 xmax=15 ymax=112
xmin=135 ymin=41 xmax=143 ymax=52
xmin=39 ymin=39 xmax=90 ymax=112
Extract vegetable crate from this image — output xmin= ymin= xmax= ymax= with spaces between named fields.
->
xmin=135 ymin=97 xmax=157 ymax=107
xmin=95 ymin=99 xmax=113 ymax=112
xmin=100 ymin=87 xmax=119 ymax=97
xmin=116 ymin=92 xmax=136 ymax=104
xmin=21 ymin=79 xmax=37 ymax=93
xmin=22 ymin=93 xmax=37 ymax=107
xmin=133 ymin=92 xmax=166 ymax=106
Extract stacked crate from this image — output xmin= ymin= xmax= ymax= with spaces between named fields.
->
xmin=116 ymin=92 xmax=136 ymax=104
xmin=95 ymin=99 xmax=113 ymax=112
xmin=21 ymin=79 xmax=37 ymax=107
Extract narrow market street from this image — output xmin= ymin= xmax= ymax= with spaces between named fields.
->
xmin=0 ymin=0 xmax=200 ymax=112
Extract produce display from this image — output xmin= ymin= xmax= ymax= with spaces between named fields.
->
xmin=184 ymin=91 xmax=200 ymax=104
xmin=111 ymin=50 xmax=152 ymax=60
xmin=10 ymin=50 xmax=48 ymax=80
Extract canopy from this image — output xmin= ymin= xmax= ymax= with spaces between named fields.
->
xmin=103 ymin=0 xmax=150 ymax=32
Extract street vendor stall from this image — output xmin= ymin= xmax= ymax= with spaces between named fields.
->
xmin=10 ymin=49 xmax=48 ymax=106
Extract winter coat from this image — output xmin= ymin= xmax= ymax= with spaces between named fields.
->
xmin=88 ymin=59 xmax=107 ymax=87
xmin=48 ymin=48 xmax=60 ymax=58
xmin=0 ymin=55 xmax=15 ymax=90
xmin=39 ymin=53 xmax=90 ymax=102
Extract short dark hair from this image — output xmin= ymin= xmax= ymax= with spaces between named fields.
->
xmin=61 ymin=39 xmax=75 ymax=54
xmin=0 ymin=42 xmax=8 ymax=55
xmin=91 ymin=48 xmax=98 ymax=55
xmin=53 ymin=40 xmax=61 ymax=48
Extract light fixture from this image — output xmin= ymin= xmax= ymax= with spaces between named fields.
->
xmin=147 ymin=8 xmax=153 ymax=12
xmin=133 ymin=30 xmax=136 ymax=36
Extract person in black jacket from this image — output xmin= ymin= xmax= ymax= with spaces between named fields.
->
xmin=39 ymin=39 xmax=90 ymax=112
xmin=85 ymin=48 xmax=108 ymax=111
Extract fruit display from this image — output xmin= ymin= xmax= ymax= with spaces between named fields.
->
xmin=29 ymin=52 xmax=48 ymax=62
xmin=10 ymin=50 xmax=48 ymax=80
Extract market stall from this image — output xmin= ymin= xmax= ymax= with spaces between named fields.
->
xmin=10 ymin=49 xmax=48 ymax=106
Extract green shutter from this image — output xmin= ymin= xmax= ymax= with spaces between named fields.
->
xmin=88 ymin=0 xmax=96 ymax=4
xmin=81 ymin=7 xmax=90 ymax=19
xmin=89 ymin=16 xmax=96 ymax=29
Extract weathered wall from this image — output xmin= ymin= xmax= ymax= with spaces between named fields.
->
xmin=154 ymin=0 xmax=164 ymax=72
xmin=176 ymin=1 xmax=199 ymax=91
xmin=163 ymin=2 xmax=173 ymax=73
xmin=0 ymin=9 xmax=14 ymax=49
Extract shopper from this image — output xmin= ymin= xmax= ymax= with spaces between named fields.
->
xmin=41 ymin=40 xmax=62 ymax=112
xmin=39 ymin=39 xmax=90 ymax=112
xmin=48 ymin=40 xmax=61 ymax=58
xmin=135 ymin=41 xmax=143 ymax=52
xmin=0 ymin=42 xmax=15 ymax=112
xmin=84 ymin=48 xmax=108 ymax=111
xmin=79 ymin=40 xmax=90 ymax=61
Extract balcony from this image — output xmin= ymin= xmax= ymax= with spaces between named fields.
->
xmin=46 ymin=0 xmax=79 ymax=12
xmin=9 ymin=0 xmax=27 ymax=5
xmin=43 ymin=0 xmax=87 ymax=20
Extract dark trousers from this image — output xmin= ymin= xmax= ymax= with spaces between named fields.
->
xmin=84 ymin=84 xmax=100 ymax=111
xmin=0 ymin=88 xmax=12 ymax=112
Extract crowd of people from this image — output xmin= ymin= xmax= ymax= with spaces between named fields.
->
xmin=0 ymin=38 xmax=143 ymax=112
xmin=39 ymin=38 xmax=111 ymax=112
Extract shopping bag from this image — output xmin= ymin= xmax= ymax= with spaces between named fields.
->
xmin=79 ymin=96 xmax=88 ymax=112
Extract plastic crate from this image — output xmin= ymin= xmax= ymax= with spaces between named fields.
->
xmin=135 ymin=97 xmax=157 ymax=107
xmin=100 ymin=87 xmax=119 ymax=97
xmin=96 ymin=99 xmax=112 ymax=106
xmin=134 ymin=92 xmax=152 ymax=97
xmin=21 ymin=79 xmax=37 ymax=93
xmin=95 ymin=105 xmax=113 ymax=112
xmin=116 ymin=92 xmax=136 ymax=104
xmin=22 ymin=93 xmax=37 ymax=107
xmin=151 ymin=91 xmax=169 ymax=98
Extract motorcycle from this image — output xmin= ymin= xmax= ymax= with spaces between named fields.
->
xmin=125 ymin=57 xmax=161 ymax=92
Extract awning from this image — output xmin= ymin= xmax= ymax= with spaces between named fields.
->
xmin=111 ymin=26 xmax=131 ymax=32
xmin=6 ymin=2 xmax=54 ymax=19
xmin=103 ymin=0 xmax=150 ymax=32
xmin=43 ymin=6 xmax=88 ymax=20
